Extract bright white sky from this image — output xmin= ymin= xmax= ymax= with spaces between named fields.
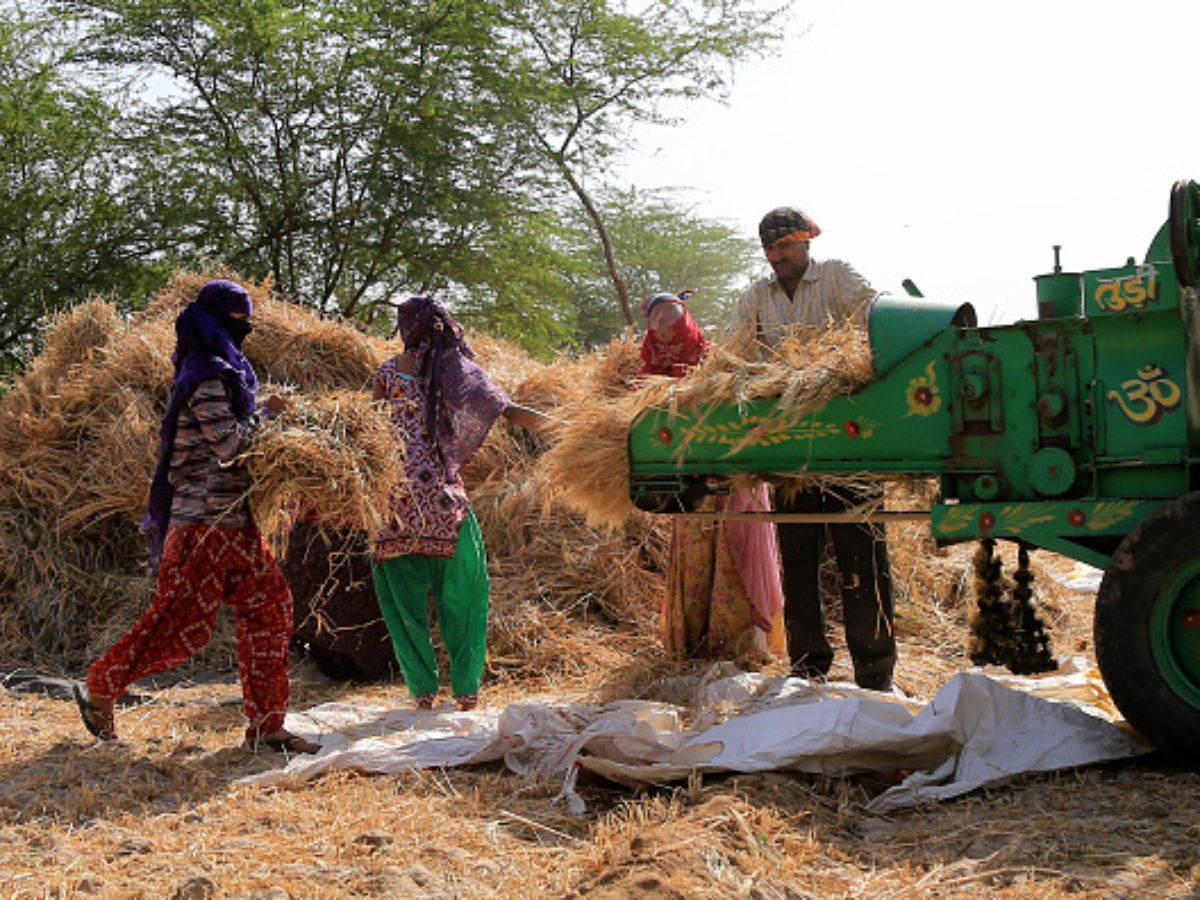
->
xmin=624 ymin=0 xmax=1200 ymax=324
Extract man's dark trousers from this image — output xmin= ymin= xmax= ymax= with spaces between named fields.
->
xmin=776 ymin=484 xmax=896 ymax=689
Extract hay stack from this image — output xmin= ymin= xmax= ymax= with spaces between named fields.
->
xmin=0 ymin=273 xmax=672 ymax=678
xmin=0 ymin=271 xmax=403 ymax=668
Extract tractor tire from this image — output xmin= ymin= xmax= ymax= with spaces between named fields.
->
xmin=1094 ymin=492 xmax=1200 ymax=765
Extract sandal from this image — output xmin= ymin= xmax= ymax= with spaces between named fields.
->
xmin=413 ymin=693 xmax=437 ymax=710
xmin=455 ymin=694 xmax=479 ymax=712
xmin=245 ymin=731 xmax=320 ymax=755
xmin=72 ymin=684 xmax=116 ymax=741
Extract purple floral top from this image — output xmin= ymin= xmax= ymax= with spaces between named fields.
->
xmin=374 ymin=359 xmax=472 ymax=560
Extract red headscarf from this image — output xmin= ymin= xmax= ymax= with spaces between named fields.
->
xmin=637 ymin=292 xmax=708 ymax=378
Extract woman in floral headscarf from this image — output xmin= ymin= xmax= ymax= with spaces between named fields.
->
xmin=372 ymin=296 xmax=549 ymax=711
xmin=638 ymin=292 xmax=786 ymax=665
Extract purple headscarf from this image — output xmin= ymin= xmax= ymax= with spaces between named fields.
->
xmin=142 ymin=279 xmax=259 ymax=568
xmin=394 ymin=296 xmax=509 ymax=479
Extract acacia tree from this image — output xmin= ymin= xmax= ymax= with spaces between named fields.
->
xmin=58 ymin=0 xmax=551 ymax=317
xmin=502 ymin=0 xmax=786 ymax=325
xmin=562 ymin=187 xmax=760 ymax=347
xmin=0 ymin=7 xmax=170 ymax=371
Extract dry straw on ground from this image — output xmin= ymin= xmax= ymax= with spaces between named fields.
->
xmin=1 ymin=559 xmax=1195 ymax=898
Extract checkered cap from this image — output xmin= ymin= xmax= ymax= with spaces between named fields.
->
xmin=758 ymin=207 xmax=820 ymax=248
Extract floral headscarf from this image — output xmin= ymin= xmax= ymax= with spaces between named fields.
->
xmin=394 ymin=296 xmax=509 ymax=479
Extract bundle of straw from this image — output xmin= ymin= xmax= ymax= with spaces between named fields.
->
xmin=37 ymin=299 xmax=122 ymax=373
xmin=239 ymin=391 xmax=405 ymax=547
xmin=537 ymin=395 xmax=647 ymax=532
xmin=538 ymin=321 xmax=876 ymax=530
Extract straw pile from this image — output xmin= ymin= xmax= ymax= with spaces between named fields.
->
xmin=463 ymin=331 xmax=669 ymax=679
xmin=0 ymin=276 xmax=983 ymax=692
xmin=0 ymin=272 xmax=402 ymax=668
xmin=0 ymin=274 xmax=673 ymax=679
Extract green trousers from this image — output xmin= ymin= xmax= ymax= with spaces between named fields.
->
xmin=370 ymin=511 xmax=490 ymax=699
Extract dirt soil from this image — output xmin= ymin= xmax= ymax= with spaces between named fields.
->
xmin=1 ymin=546 xmax=1198 ymax=899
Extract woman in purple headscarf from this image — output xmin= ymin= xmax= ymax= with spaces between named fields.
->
xmin=372 ymin=296 xmax=549 ymax=711
xmin=75 ymin=279 xmax=318 ymax=755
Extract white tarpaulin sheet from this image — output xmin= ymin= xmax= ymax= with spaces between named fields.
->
xmin=242 ymin=659 xmax=1148 ymax=812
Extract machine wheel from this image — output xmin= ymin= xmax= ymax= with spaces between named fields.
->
xmin=1168 ymin=179 xmax=1200 ymax=287
xmin=1094 ymin=492 xmax=1200 ymax=764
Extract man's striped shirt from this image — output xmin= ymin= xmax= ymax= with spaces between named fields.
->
xmin=729 ymin=258 xmax=877 ymax=349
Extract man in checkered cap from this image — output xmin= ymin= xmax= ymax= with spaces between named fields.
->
xmin=729 ymin=206 xmax=896 ymax=691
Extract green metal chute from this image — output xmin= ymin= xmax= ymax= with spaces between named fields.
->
xmin=868 ymin=295 xmax=976 ymax=375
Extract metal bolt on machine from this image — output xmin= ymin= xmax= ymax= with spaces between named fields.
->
xmin=627 ymin=180 xmax=1200 ymax=762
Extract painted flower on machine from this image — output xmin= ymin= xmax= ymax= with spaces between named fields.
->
xmin=905 ymin=360 xmax=941 ymax=417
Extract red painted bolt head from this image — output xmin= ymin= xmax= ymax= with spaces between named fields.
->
xmin=1183 ymin=609 xmax=1200 ymax=630
xmin=1067 ymin=509 xmax=1086 ymax=528
xmin=843 ymin=420 xmax=861 ymax=438
xmin=979 ymin=512 xmax=996 ymax=533
xmin=657 ymin=427 xmax=673 ymax=445
xmin=915 ymin=386 xmax=933 ymax=405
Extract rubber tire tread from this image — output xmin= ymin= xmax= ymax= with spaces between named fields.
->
xmin=1094 ymin=492 xmax=1200 ymax=766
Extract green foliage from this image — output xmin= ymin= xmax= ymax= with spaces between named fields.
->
xmin=563 ymin=188 xmax=760 ymax=347
xmin=0 ymin=7 xmax=171 ymax=373
xmin=17 ymin=0 xmax=786 ymax=359
xmin=58 ymin=0 xmax=548 ymax=317
xmin=436 ymin=212 xmax=587 ymax=358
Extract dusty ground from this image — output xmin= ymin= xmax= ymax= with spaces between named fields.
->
xmin=1 ymin=544 xmax=1199 ymax=899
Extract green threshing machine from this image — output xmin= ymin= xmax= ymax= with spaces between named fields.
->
xmin=627 ymin=180 xmax=1200 ymax=761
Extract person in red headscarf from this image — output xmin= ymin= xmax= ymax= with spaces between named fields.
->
xmin=636 ymin=292 xmax=786 ymax=665
xmin=637 ymin=291 xmax=708 ymax=378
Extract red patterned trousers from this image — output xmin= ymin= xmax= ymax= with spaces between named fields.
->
xmin=87 ymin=524 xmax=294 ymax=740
